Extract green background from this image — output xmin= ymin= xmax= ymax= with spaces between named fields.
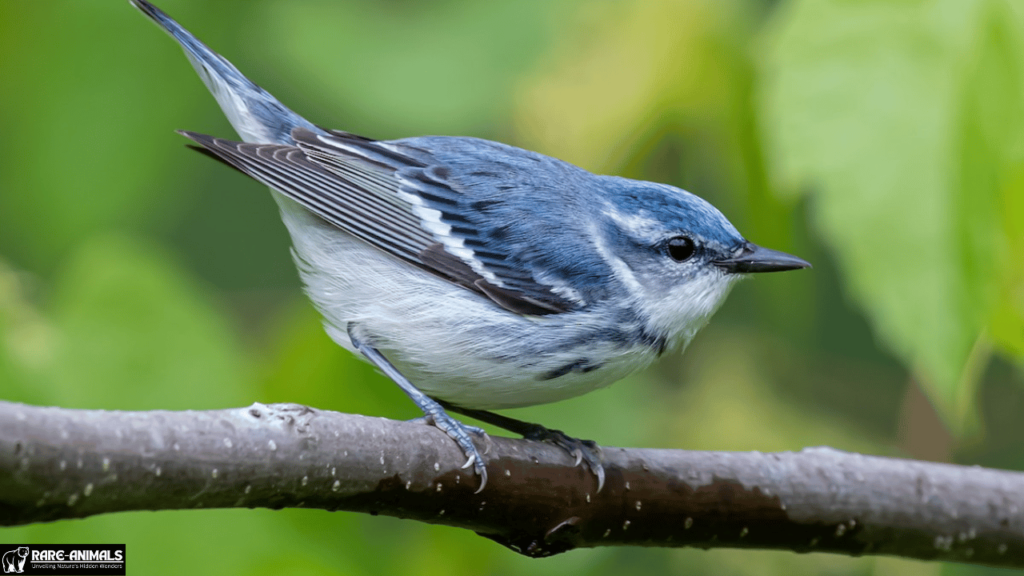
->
xmin=2 ymin=0 xmax=1024 ymax=574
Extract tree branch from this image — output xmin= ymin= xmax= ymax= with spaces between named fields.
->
xmin=1 ymin=400 xmax=1022 ymax=566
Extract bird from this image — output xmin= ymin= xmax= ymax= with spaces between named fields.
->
xmin=130 ymin=0 xmax=809 ymax=492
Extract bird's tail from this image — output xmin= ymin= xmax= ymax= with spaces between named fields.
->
xmin=130 ymin=0 xmax=318 ymax=144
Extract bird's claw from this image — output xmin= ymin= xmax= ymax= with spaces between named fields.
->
xmin=418 ymin=409 xmax=490 ymax=492
xmin=571 ymin=448 xmax=583 ymax=467
xmin=523 ymin=425 xmax=605 ymax=492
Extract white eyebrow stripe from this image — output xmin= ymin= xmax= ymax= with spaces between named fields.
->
xmin=601 ymin=203 xmax=662 ymax=240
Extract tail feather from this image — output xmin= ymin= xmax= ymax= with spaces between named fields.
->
xmin=130 ymin=0 xmax=319 ymax=144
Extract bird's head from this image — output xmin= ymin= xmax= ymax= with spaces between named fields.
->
xmin=591 ymin=178 xmax=809 ymax=350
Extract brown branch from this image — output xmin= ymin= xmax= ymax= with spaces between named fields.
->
xmin=1 ymin=400 xmax=1022 ymax=566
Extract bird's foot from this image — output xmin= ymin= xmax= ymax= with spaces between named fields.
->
xmin=521 ymin=424 xmax=605 ymax=492
xmin=417 ymin=407 xmax=490 ymax=493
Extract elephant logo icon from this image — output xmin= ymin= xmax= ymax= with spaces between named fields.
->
xmin=1 ymin=547 xmax=28 ymax=574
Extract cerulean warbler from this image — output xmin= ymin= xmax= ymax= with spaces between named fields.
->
xmin=131 ymin=0 xmax=809 ymax=492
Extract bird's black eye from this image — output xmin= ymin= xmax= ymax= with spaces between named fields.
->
xmin=666 ymin=236 xmax=696 ymax=262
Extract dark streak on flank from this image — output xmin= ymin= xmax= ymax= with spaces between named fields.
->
xmin=540 ymin=359 xmax=603 ymax=381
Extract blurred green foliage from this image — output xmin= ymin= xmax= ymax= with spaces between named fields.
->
xmin=763 ymin=0 xmax=1024 ymax=435
xmin=1 ymin=1 xmax=1022 ymax=575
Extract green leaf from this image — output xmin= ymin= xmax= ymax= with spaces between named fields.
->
xmin=761 ymin=0 xmax=1024 ymax=432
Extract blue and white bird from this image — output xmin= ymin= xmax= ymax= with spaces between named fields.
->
xmin=131 ymin=0 xmax=809 ymax=492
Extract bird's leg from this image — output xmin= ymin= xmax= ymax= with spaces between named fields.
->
xmin=437 ymin=400 xmax=605 ymax=492
xmin=347 ymin=325 xmax=489 ymax=492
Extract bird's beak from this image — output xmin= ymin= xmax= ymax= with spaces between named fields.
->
xmin=712 ymin=242 xmax=811 ymax=274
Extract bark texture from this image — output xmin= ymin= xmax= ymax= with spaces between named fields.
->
xmin=1 ymin=400 xmax=1022 ymax=566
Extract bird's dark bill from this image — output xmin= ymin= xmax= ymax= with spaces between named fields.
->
xmin=712 ymin=242 xmax=810 ymax=274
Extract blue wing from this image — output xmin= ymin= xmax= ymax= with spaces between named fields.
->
xmin=180 ymin=127 xmax=590 ymax=315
